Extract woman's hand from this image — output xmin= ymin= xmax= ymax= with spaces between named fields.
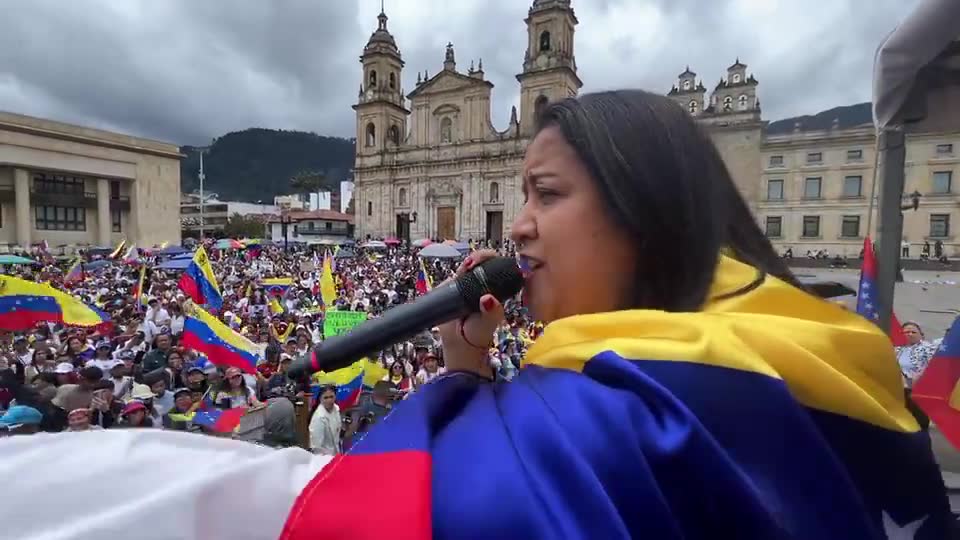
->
xmin=436 ymin=250 xmax=505 ymax=378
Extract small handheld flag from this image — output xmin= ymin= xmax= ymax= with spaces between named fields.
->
xmin=856 ymin=237 xmax=908 ymax=346
xmin=178 ymin=246 xmax=223 ymax=311
xmin=193 ymin=406 xmax=246 ymax=433
xmin=912 ymin=317 xmax=960 ymax=449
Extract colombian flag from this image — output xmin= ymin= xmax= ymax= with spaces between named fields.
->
xmin=280 ymin=256 xmax=951 ymax=540
xmin=182 ymin=303 xmax=259 ymax=374
xmin=178 ymin=246 xmax=223 ymax=311
xmin=415 ymin=257 xmax=432 ymax=295
xmin=0 ymin=275 xmax=110 ymax=331
xmin=263 ymin=277 xmax=293 ymax=298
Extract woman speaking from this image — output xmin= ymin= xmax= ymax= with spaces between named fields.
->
xmin=281 ymin=90 xmax=951 ymax=539
xmin=0 ymin=90 xmax=950 ymax=540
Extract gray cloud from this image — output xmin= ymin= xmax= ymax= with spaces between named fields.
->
xmin=0 ymin=0 xmax=921 ymax=145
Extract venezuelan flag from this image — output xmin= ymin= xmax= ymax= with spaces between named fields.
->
xmin=193 ymin=406 xmax=246 ymax=433
xmin=415 ymin=257 xmax=432 ymax=295
xmin=263 ymin=277 xmax=293 ymax=298
xmin=64 ymin=257 xmax=83 ymax=284
xmin=280 ymin=256 xmax=952 ymax=540
xmin=0 ymin=275 xmax=110 ymax=331
xmin=178 ymin=246 xmax=223 ymax=311
xmin=311 ymin=364 xmax=364 ymax=410
xmin=181 ymin=303 xmax=259 ymax=374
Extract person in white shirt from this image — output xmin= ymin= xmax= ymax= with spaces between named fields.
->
xmin=308 ymin=386 xmax=342 ymax=455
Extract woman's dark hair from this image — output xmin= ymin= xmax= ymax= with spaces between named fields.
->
xmin=536 ymin=89 xmax=801 ymax=311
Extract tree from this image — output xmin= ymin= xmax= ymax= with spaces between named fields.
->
xmin=290 ymin=171 xmax=330 ymax=197
xmin=222 ymin=213 xmax=266 ymax=239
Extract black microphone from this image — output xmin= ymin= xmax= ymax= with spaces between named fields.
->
xmin=288 ymin=256 xmax=524 ymax=379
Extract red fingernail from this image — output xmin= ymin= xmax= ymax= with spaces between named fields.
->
xmin=481 ymin=297 xmax=495 ymax=311
xmin=465 ymin=258 xmax=474 ymax=269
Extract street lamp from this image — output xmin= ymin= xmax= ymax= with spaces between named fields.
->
xmin=901 ymin=190 xmax=923 ymax=211
xmin=280 ymin=213 xmax=293 ymax=253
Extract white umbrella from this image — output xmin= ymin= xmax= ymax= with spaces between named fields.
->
xmin=872 ymin=0 xmax=960 ymax=129
xmin=361 ymin=240 xmax=387 ymax=249
xmin=418 ymin=243 xmax=463 ymax=259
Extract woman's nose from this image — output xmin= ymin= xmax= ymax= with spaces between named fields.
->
xmin=510 ymin=204 xmax=536 ymax=245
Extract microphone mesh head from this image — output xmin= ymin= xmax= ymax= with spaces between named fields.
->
xmin=457 ymin=257 xmax=524 ymax=308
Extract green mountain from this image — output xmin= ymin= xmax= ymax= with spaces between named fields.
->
xmin=180 ymin=128 xmax=356 ymax=203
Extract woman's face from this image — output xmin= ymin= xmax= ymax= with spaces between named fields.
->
xmin=228 ymin=373 xmax=244 ymax=389
xmin=129 ymin=410 xmax=145 ymax=425
xmin=167 ymin=354 xmax=183 ymax=370
xmin=321 ymin=389 xmax=336 ymax=411
xmin=903 ymin=324 xmax=923 ymax=345
xmin=512 ymin=126 xmax=636 ymax=323
xmin=390 ymin=363 xmax=404 ymax=377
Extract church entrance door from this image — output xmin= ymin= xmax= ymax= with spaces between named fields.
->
xmin=437 ymin=207 xmax=456 ymax=240
xmin=485 ymin=211 xmax=503 ymax=245
xmin=395 ymin=214 xmax=410 ymax=243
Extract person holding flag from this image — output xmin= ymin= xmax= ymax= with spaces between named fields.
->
xmin=178 ymin=246 xmax=223 ymax=312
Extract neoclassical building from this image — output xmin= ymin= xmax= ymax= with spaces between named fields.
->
xmin=353 ymin=0 xmax=580 ymax=242
xmin=353 ymin=1 xmax=960 ymax=256
xmin=352 ymin=0 xmax=767 ymax=242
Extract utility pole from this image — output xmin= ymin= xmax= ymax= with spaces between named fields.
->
xmin=198 ymin=151 xmax=206 ymax=240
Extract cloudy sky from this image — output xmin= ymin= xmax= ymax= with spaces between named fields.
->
xmin=0 ymin=0 xmax=920 ymax=146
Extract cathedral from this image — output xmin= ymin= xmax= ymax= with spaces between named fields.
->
xmin=352 ymin=0 xmax=763 ymax=242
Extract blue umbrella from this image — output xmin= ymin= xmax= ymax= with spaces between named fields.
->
xmin=159 ymin=245 xmax=190 ymax=256
xmin=155 ymin=258 xmax=192 ymax=271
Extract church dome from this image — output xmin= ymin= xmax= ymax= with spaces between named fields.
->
xmin=364 ymin=11 xmax=399 ymax=55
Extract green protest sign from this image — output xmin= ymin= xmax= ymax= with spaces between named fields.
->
xmin=323 ymin=310 xmax=368 ymax=338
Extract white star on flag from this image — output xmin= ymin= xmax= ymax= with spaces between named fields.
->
xmin=882 ymin=511 xmax=927 ymax=539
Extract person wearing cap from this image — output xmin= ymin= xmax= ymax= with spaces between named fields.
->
xmin=128 ymin=383 xmax=162 ymax=428
xmin=415 ymin=353 xmax=446 ymax=386
xmin=109 ymin=360 xmax=133 ymax=401
xmin=163 ymin=388 xmax=197 ymax=431
xmin=66 ymin=408 xmax=101 ymax=432
xmin=118 ymin=400 xmax=152 ymax=428
xmin=53 ymin=361 xmax=76 ymax=386
xmin=84 ymin=341 xmax=119 ymax=378
xmin=213 ymin=367 xmax=262 ymax=410
xmin=0 ymin=405 xmax=43 ymax=436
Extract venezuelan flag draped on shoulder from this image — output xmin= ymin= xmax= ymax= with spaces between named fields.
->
xmin=0 ymin=275 xmax=110 ymax=331
xmin=178 ymin=246 xmax=223 ymax=311
xmin=281 ymin=255 xmax=952 ymax=540
xmin=181 ymin=303 xmax=259 ymax=374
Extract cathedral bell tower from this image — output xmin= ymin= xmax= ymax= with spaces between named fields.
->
xmin=353 ymin=7 xmax=409 ymax=157
xmin=516 ymin=0 xmax=582 ymax=136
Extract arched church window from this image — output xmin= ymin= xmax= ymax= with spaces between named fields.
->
xmin=367 ymin=201 xmax=373 ymax=216
xmin=539 ymin=31 xmax=551 ymax=52
xmin=369 ymin=70 xmax=378 ymax=87
xmin=489 ymin=182 xmax=500 ymax=203
xmin=398 ymin=187 xmax=407 ymax=207
xmin=534 ymin=95 xmax=549 ymax=121
xmin=738 ymin=95 xmax=748 ymax=110
xmin=389 ymin=72 xmax=396 ymax=90
xmin=388 ymin=124 xmax=400 ymax=145
xmin=365 ymin=123 xmax=376 ymax=147
xmin=722 ymin=96 xmax=733 ymax=112
xmin=732 ymin=73 xmax=741 ymax=84
xmin=440 ymin=117 xmax=453 ymax=143
xmin=688 ymin=100 xmax=698 ymax=114
xmin=682 ymin=80 xmax=691 ymax=90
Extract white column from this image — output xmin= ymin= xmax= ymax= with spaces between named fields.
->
xmin=13 ymin=168 xmax=30 ymax=248
xmin=96 ymin=178 xmax=111 ymax=246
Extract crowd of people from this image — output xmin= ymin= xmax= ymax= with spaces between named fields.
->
xmin=0 ymin=240 xmax=541 ymax=452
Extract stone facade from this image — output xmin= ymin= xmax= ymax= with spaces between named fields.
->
xmin=757 ymin=128 xmax=960 ymax=257
xmin=0 ymin=111 xmax=182 ymax=250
